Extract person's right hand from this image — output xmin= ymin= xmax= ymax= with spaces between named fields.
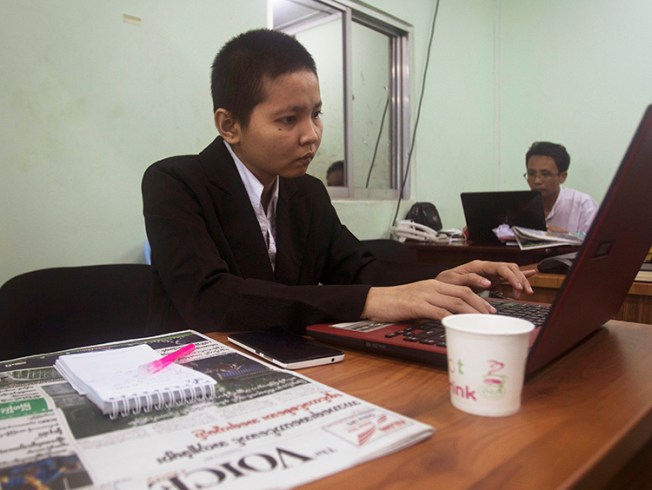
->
xmin=360 ymin=279 xmax=497 ymax=323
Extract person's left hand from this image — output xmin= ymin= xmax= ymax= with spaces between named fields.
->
xmin=435 ymin=260 xmax=535 ymax=299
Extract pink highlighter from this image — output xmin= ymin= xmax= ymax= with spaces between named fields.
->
xmin=139 ymin=343 xmax=196 ymax=375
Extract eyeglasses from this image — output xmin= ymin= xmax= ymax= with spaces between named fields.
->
xmin=523 ymin=171 xmax=559 ymax=181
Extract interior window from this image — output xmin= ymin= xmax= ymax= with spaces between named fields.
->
xmin=271 ymin=0 xmax=411 ymax=199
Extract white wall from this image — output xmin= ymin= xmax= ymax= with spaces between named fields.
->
xmin=3 ymin=0 xmax=652 ymax=285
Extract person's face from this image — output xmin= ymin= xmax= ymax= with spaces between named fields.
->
xmin=327 ymin=169 xmax=344 ymax=186
xmin=219 ymin=69 xmax=323 ymax=187
xmin=525 ymin=155 xmax=567 ymax=199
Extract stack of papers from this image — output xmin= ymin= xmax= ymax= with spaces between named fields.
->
xmin=512 ymin=226 xmax=584 ymax=250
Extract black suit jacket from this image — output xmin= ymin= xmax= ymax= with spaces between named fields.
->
xmin=142 ymin=137 xmax=443 ymax=334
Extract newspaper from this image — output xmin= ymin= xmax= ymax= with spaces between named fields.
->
xmin=512 ymin=226 xmax=584 ymax=250
xmin=0 ymin=330 xmax=433 ymax=489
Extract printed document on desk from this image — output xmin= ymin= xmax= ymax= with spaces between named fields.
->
xmin=512 ymin=226 xmax=584 ymax=250
xmin=0 ymin=330 xmax=433 ymax=489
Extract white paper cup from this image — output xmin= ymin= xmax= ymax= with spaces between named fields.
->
xmin=442 ymin=314 xmax=534 ymax=417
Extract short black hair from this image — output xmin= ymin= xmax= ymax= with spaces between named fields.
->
xmin=327 ymin=160 xmax=344 ymax=175
xmin=211 ymin=29 xmax=318 ymax=127
xmin=525 ymin=141 xmax=570 ymax=173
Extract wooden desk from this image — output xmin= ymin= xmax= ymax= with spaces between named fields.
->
xmin=522 ymin=271 xmax=652 ymax=324
xmin=210 ymin=321 xmax=652 ymax=489
xmin=408 ymin=241 xmax=651 ymax=324
xmin=406 ymin=241 xmax=579 ymax=268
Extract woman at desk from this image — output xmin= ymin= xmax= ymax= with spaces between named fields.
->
xmin=142 ymin=29 xmax=534 ymax=335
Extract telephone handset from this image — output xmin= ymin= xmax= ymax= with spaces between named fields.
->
xmin=393 ymin=220 xmax=449 ymax=243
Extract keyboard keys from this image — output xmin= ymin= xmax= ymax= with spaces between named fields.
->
xmin=383 ymin=302 xmax=550 ymax=347
xmin=491 ymin=301 xmax=550 ymax=327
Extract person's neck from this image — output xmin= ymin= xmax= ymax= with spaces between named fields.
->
xmin=261 ymin=184 xmax=275 ymax=212
xmin=225 ymin=141 xmax=277 ymax=211
xmin=543 ymin=191 xmax=560 ymax=216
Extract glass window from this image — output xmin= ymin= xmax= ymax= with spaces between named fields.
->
xmin=271 ymin=0 xmax=411 ymax=199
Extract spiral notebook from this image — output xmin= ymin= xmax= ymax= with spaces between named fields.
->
xmin=55 ymin=344 xmax=216 ymax=418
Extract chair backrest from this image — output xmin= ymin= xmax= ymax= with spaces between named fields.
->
xmin=0 ymin=264 xmax=151 ymax=360
xmin=360 ymin=239 xmax=418 ymax=263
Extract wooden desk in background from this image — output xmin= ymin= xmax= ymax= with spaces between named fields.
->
xmin=406 ymin=241 xmax=579 ymax=268
xmin=523 ymin=270 xmax=652 ymax=324
xmin=210 ymin=321 xmax=652 ymax=489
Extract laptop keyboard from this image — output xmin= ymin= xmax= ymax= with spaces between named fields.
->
xmin=384 ymin=301 xmax=550 ymax=347
xmin=492 ymin=301 xmax=550 ymax=326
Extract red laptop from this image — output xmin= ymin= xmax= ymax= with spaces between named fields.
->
xmin=308 ymin=105 xmax=652 ymax=376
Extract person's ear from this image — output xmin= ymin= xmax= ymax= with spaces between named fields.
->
xmin=559 ymin=171 xmax=568 ymax=183
xmin=214 ymin=108 xmax=240 ymax=144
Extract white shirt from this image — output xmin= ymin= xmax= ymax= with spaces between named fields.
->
xmin=547 ymin=187 xmax=598 ymax=234
xmin=224 ymin=141 xmax=279 ymax=270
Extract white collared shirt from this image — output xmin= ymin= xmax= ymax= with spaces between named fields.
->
xmin=224 ymin=141 xmax=278 ymax=270
xmin=547 ymin=186 xmax=598 ymax=234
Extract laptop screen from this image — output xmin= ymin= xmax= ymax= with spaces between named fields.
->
xmin=461 ymin=190 xmax=546 ymax=244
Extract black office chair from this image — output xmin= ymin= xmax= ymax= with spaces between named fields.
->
xmin=360 ymin=239 xmax=418 ymax=263
xmin=0 ymin=264 xmax=151 ymax=360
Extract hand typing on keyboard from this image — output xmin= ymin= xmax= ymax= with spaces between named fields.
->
xmin=361 ymin=261 xmax=535 ymax=323
xmin=436 ymin=260 xmax=535 ymax=299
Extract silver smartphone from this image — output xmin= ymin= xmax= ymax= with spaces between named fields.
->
xmin=228 ymin=329 xmax=344 ymax=369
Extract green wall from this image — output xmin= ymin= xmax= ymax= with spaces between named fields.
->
xmin=2 ymin=0 xmax=652 ymax=285
xmin=361 ymin=0 xmax=652 ymax=230
xmin=1 ymin=0 xmax=266 ymax=284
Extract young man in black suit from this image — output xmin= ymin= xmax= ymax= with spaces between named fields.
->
xmin=142 ymin=29 xmax=534 ymax=334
